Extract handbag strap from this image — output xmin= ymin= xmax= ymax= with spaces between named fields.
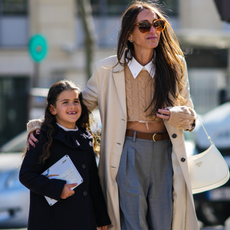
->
xmin=197 ymin=116 xmax=213 ymax=145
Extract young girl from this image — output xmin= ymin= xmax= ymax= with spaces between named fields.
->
xmin=19 ymin=80 xmax=111 ymax=230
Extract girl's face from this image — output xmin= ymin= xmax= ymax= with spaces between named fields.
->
xmin=49 ymin=89 xmax=82 ymax=129
xmin=129 ymin=9 xmax=161 ymax=52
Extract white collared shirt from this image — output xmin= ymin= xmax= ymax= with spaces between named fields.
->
xmin=128 ymin=57 xmax=155 ymax=79
xmin=56 ymin=122 xmax=78 ymax=131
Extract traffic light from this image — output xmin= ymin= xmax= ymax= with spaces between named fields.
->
xmin=213 ymin=0 xmax=230 ymax=22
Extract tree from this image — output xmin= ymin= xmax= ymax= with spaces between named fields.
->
xmin=76 ymin=0 xmax=96 ymax=80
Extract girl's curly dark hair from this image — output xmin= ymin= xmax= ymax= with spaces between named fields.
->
xmin=39 ymin=80 xmax=98 ymax=163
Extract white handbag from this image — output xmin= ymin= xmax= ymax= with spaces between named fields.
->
xmin=188 ymin=118 xmax=230 ymax=194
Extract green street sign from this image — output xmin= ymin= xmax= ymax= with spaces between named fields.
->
xmin=29 ymin=34 xmax=48 ymax=62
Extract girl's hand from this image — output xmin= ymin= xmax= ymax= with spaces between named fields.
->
xmin=60 ymin=183 xmax=77 ymax=199
xmin=97 ymin=226 xmax=108 ymax=230
xmin=155 ymin=108 xmax=170 ymax=120
xmin=26 ymin=129 xmax=40 ymax=150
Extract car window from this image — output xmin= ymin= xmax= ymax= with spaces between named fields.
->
xmin=0 ymin=130 xmax=27 ymax=153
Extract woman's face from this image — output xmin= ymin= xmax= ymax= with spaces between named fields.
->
xmin=129 ymin=9 xmax=161 ymax=53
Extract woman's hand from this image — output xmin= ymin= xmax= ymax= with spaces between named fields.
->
xmin=155 ymin=108 xmax=170 ymax=120
xmin=60 ymin=183 xmax=77 ymax=199
xmin=97 ymin=226 xmax=108 ymax=230
xmin=26 ymin=129 xmax=40 ymax=150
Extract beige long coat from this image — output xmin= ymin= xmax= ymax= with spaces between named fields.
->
xmin=82 ymin=55 xmax=200 ymax=230
xmin=27 ymin=55 xmax=199 ymax=230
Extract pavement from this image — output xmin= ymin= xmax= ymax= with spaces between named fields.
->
xmin=0 ymin=227 xmax=226 ymax=230
xmin=0 ymin=225 xmax=226 ymax=230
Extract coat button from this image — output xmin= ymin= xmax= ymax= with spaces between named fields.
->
xmin=83 ymin=191 xmax=87 ymax=196
xmin=82 ymin=164 xmax=86 ymax=169
xmin=181 ymin=157 xmax=186 ymax=162
xmin=172 ymin=133 xmax=177 ymax=138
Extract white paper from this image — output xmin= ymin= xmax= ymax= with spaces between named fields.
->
xmin=42 ymin=155 xmax=83 ymax=206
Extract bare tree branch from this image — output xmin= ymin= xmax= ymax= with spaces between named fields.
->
xmin=76 ymin=0 xmax=96 ymax=80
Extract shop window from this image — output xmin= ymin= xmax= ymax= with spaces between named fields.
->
xmin=0 ymin=77 xmax=29 ymax=146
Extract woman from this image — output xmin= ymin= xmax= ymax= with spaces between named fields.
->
xmin=27 ymin=1 xmax=199 ymax=230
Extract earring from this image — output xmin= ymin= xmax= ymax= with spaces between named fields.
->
xmin=129 ymin=37 xmax=133 ymax=43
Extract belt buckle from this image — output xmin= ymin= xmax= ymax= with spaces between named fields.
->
xmin=152 ymin=133 xmax=158 ymax=142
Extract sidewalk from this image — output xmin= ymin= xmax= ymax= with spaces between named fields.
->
xmin=0 ymin=226 xmax=225 ymax=230
xmin=0 ymin=229 xmax=27 ymax=230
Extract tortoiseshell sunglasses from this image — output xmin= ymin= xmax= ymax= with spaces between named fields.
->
xmin=133 ymin=19 xmax=166 ymax=33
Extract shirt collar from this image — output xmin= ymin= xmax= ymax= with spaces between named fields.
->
xmin=56 ymin=122 xmax=78 ymax=131
xmin=128 ymin=57 xmax=155 ymax=79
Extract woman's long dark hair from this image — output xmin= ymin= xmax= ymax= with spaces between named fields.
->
xmin=117 ymin=1 xmax=186 ymax=116
xmin=39 ymin=80 xmax=97 ymax=163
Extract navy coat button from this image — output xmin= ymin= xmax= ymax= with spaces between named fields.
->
xmin=82 ymin=164 xmax=86 ymax=169
xmin=172 ymin=134 xmax=177 ymax=138
xmin=181 ymin=157 xmax=186 ymax=162
xmin=83 ymin=191 xmax=87 ymax=196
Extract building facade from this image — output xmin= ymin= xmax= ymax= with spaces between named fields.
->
xmin=0 ymin=0 xmax=229 ymax=145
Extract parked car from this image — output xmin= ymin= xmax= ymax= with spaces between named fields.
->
xmin=0 ymin=87 xmax=48 ymax=228
xmin=0 ymin=130 xmax=29 ymax=228
xmin=193 ymin=102 xmax=230 ymax=226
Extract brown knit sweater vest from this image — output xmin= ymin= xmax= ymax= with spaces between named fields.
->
xmin=125 ymin=65 xmax=160 ymax=122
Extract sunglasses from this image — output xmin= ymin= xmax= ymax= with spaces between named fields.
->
xmin=134 ymin=19 xmax=166 ymax=33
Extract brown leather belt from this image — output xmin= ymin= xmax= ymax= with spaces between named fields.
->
xmin=126 ymin=129 xmax=169 ymax=142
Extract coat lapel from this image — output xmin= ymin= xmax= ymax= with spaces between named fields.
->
xmin=112 ymin=62 xmax=127 ymax=116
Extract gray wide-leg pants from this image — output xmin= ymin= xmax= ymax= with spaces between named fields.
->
xmin=116 ymin=133 xmax=173 ymax=230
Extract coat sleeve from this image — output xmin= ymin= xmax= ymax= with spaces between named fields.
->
xmin=167 ymin=106 xmax=196 ymax=131
xmin=27 ymin=118 xmax=44 ymax=133
xmin=88 ymin=148 xmax=111 ymax=227
xmin=19 ymin=134 xmax=66 ymax=201
xmin=166 ymin=58 xmax=196 ymax=131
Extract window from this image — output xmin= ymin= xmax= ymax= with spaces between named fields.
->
xmin=158 ymin=0 xmax=178 ymax=16
xmin=0 ymin=0 xmax=28 ymax=47
xmin=0 ymin=0 xmax=28 ymax=16
xmin=90 ymin=0 xmax=178 ymax=16
xmin=90 ymin=0 xmax=131 ymax=16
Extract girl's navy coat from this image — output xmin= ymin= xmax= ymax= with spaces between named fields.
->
xmin=19 ymin=124 xmax=111 ymax=230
